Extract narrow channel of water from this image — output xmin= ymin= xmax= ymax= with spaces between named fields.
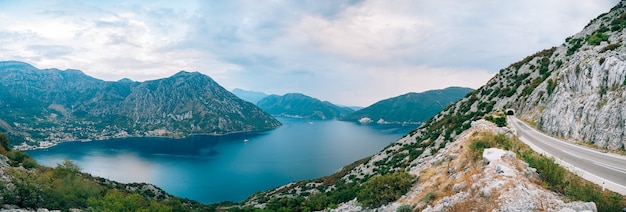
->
xmin=27 ymin=117 xmax=416 ymax=203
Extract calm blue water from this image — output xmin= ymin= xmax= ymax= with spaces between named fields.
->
xmin=27 ymin=117 xmax=416 ymax=204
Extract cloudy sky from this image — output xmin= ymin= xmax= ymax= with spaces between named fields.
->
xmin=0 ymin=0 xmax=620 ymax=106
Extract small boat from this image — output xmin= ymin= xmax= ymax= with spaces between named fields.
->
xmin=244 ymin=139 xmax=249 ymax=143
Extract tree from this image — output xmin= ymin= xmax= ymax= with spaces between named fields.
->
xmin=53 ymin=159 xmax=82 ymax=178
xmin=357 ymin=172 xmax=414 ymax=208
xmin=0 ymin=133 xmax=9 ymax=154
xmin=4 ymin=168 xmax=44 ymax=208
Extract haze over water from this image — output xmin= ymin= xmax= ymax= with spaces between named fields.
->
xmin=27 ymin=117 xmax=415 ymax=203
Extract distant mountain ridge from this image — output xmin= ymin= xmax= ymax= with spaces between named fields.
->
xmin=341 ymin=87 xmax=473 ymax=124
xmin=256 ymin=93 xmax=354 ymax=120
xmin=231 ymin=88 xmax=269 ymax=104
xmin=0 ymin=61 xmax=281 ymax=146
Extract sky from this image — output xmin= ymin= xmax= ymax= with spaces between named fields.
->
xmin=0 ymin=0 xmax=620 ymax=106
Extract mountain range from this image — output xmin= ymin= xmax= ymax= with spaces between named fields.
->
xmin=0 ymin=61 xmax=281 ymax=146
xmin=256 ymin=93 xmax=354 ymax=120
xmin=340 ymin=86 xmax=473 ymax=124
xmin=231 ymin=88 xmax=269 ymax=104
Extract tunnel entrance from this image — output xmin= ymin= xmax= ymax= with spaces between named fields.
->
xmin=506 ymin=109 xmax=515 ymax=115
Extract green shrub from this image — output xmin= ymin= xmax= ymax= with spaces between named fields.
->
xmin=6 ymin=150 xmax=38 ymax=168
xmin=567 ymin=38 xmax=584 ymax=56
xmin=546 ymin=78 xmax=556 ymax=95
xmin=493 ymin=116 xmax=507 ymax=127
xmin=422 ymin=191 xmax=436 ymax=203
xmin=0 ymin=133 xmax=9 ymax=154
xmin=357 ymin=172 xmax=414 ymax=208
xmin=396 ymin=204 xmax=413 ymax=212
xmin=600 ymin=42 xmax=621 ymax=52
xmin=586 ymin=32 xmax=610 ymax=45
xmin=468 ymin=137 xmax=493 ymax=161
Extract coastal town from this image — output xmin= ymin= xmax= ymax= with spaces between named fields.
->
xmin=10 ymin=119 xmax=173 ymax=150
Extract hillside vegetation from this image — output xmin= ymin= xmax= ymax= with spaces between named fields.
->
xmin=0 ymin=133 xmax=215 ymax=211
xmin=341 ymin=87 xmax=473 ymax=125
xmin=256 ymin=93 xmax=354 ymax=120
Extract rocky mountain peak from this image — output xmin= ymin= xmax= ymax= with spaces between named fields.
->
xmin=0 ymin=61 xmax=38 ymax=71
xmin=117 ymin=78 xmax=134 ymax=83
xmin=0 ymin=61 xmax=281 ymax=146
xmin=171 ymin=70 xmax=201 ymax=78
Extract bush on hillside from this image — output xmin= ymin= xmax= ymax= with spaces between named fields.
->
xmin=0 ymin=133 xmax=9 ymax=155
xmin=586 ymin=32 xmax=610 ymax=45
xmin=357 ymin=171 xmax=414 ymax=208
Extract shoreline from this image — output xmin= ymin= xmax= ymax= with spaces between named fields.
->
xmin=16 ymin=128 xmax=276 ymax=151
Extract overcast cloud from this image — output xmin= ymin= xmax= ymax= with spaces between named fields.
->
xmin=0 ymin=0 xmax=619 ymax=106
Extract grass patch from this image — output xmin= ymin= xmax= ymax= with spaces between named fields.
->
xmin=422 ymin=191 xmax=436 ymax=204
xmin=467 ymin=132 xmax=512 ymax=161
xmin=600 ymin=42 xmax=621 ymax=53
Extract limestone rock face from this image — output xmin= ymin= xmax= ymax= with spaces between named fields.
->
xmin=527 ymin=2 xmax=626 ymax=150
xmin=537 ymin=51 xmax=626 ymax=150
xmin=438 ymin=1 xmax=626 ymax=150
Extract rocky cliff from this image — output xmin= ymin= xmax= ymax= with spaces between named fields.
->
xmin=256 ymin=93 xmax=354 ymax=120
xmin=528 ymin=5 xmax=626 ymax=150
xmin=454 ymin=2 xmax=626 ymax=151
xmin=0 ymin=61 xmax=281 ymax=146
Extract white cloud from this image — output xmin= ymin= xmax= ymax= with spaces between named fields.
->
xmin=0 ymin=1 xmax=238 ymax=82
xmin=0 ymin=0 xmax=620 ymax=105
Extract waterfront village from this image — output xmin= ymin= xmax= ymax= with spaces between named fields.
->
xmin=10 ymin=120 xmax=173 ymax=151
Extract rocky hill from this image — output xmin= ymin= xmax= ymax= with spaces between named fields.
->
xmin=0 ymin=61 xmax=281 ymax=147
xmin=231 ymin=88 xmax=269 ymax=104
xmin=0 ymin=137 xmax=216 ymax=211
xmin=256 ymin=93 xmax=354 ymax=120
xmin=232 ymin=2 xmax=626 ymax=211
xmin=341 ymin=87 xmax=473 ymax=124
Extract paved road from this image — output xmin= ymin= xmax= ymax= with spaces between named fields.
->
xmin=508 ymin=116 xmax=626 ymax=195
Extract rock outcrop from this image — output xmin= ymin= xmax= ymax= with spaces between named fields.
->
xmin=394 ymin=120 xmax=597 ymax=212
xmin=487 ymin=2 xmax=626 ymax=150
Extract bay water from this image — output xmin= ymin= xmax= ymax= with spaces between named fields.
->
xmin=27 ymin=117 xmax=416 ymax=204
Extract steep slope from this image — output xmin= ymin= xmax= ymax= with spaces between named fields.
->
xmin=235 ymin=2 xmax=626 ymax=211
xmin=0 ymin=146 xmax=215 ymax=211
xmin=341 ymin=87 xmax=473 ymax=124
xmin=231 ymin=88 xmax=269 ymax=104
xmin=0 ymin=61 xmax=281 ymax=146
xmin=256 ymin=93 xmax=354 ymax=120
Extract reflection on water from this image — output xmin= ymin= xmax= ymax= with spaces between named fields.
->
xmin=27 ymin=117 xmax=416 ymax=204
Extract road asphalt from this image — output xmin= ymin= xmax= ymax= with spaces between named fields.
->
xmin=508 ymin=116 xmax=626 ymax=195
